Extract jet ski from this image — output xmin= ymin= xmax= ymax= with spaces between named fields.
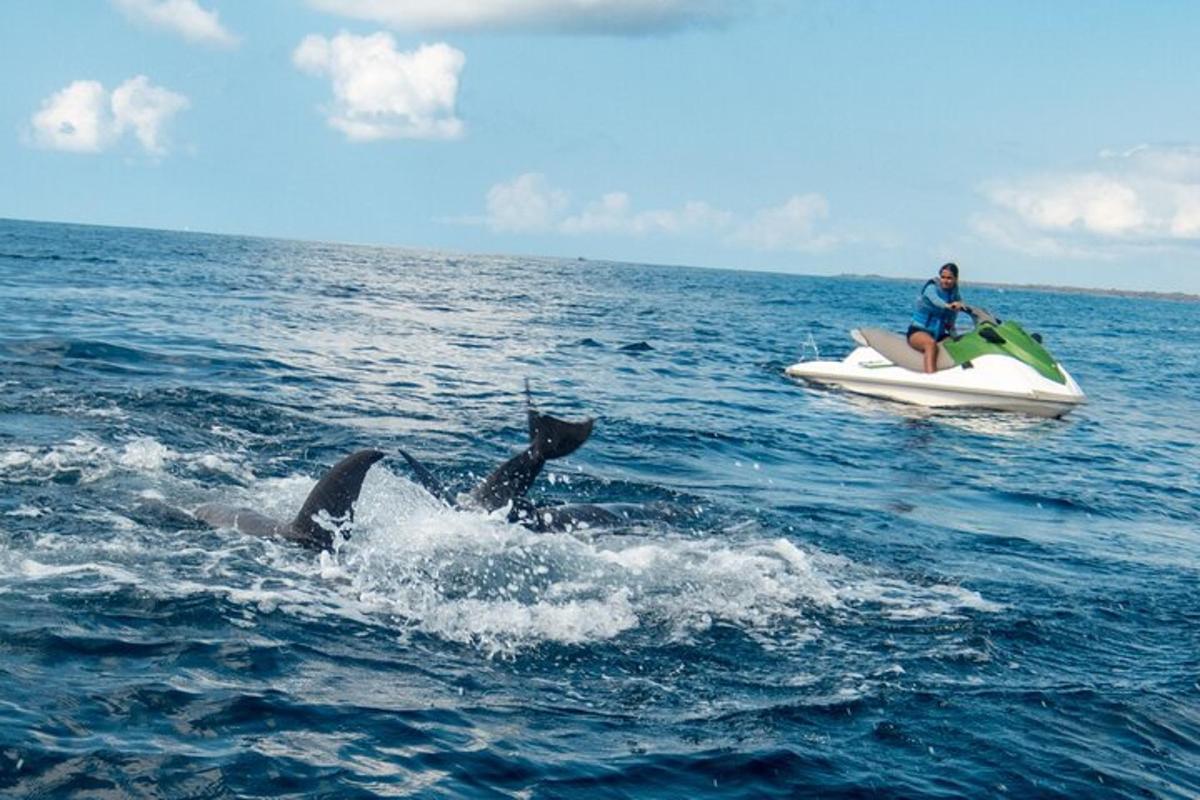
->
xmin=786 ymin=308 xmax=1086 ymax=417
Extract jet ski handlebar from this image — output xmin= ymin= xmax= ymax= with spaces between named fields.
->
xmin=964 ymin=306 xmax=1001 ymax=326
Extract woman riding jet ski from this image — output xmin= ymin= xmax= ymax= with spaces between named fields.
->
xmin=786 ymin=265 xmax=1086 ymax=418
xmin=907 ymin=262 xmax=967 ymax=373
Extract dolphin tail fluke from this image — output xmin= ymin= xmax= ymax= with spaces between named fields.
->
xmin=290 ymin=449 xmax=384 ymax=550
xmin=398 ymin=448 xmax=453 ymax=506
xmin=529 ymin=408 xmax=594 ymax=460
xmin=466 ymin=405 xmax=594 ymax=514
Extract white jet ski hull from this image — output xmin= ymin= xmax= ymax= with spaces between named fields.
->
xmin=786 ymin=347 xmax=1086 ymax=418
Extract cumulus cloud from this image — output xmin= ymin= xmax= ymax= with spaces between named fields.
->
xmin=731 ymin=193 xmax=838 ymax=252
xmin=987 ymin=174 xmax=1147 ymax=237
xmin=29 ymin=81 xmax=111 ymax=153
xmin=308 ymin=0 xmax=741 ymax=35
xmin=485 ymin=173 xmax=569 ymax=232
xmin=293 ymin=32 xmax=465 ymax=141
xmin=561 ymin=192 xmax=732 ymax=236
xmin=975 ymin=144 xmax=1200 ymax=257
xmin=477 ymin=173 xmax=838 ymax=251
xmin=111 ymin=76 xmax=191 ymax=154
xmin=112 ymin=0 xmax=238 ymax=47
xmin=29 ymin=76 xmax=189 ymax=156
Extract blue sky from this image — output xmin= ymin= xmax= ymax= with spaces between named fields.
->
xmin=3 ymin=1 xmax=1199 ymax=293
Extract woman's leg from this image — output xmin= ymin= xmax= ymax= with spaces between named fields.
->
xmin=907 ymin=329 xmax=938 ymax=373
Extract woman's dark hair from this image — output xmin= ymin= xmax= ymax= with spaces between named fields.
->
xmin=939 ymin=262 xmax=959 ymax=279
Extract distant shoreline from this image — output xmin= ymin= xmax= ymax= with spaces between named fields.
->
xmin=3 ymin=216 xmax=1197 ymax=302
xmin=839 ymin=273 xmax=1200 ymax=303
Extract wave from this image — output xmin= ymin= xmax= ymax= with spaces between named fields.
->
xmin=0 ymin=250 xmax=119 ymax=265
xmin=0 ymin=337 xmax=301 ymax=389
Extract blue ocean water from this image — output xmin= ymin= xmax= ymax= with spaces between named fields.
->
xmin=0 ymin=217 xmax=1197 ymax=798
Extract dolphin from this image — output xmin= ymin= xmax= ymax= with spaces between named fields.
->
xmin=192 ymin=391 xmax=649 ymax=549
xmin=191 ymin=403 xmax=595 ymax=551
xmin=399 ymin=403 xmax=684 ymax=533
xmin=194 ymin=449 xmax=384 ymax=551
xmin=398 ymin=405 xmax=595 ymax=518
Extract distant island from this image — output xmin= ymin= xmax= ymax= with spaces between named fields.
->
xmin=839 ymin=273 xmax=1199 ymax=303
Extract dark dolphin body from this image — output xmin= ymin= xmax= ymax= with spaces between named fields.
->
xmin=194 ymin=402 xmax=657 ymax=550
xmin=402 ymin=405 xmax=681 ymax=533
xmin=192 ymin=407 xmax=596 ymax=551
xmin=399 ymin=406 xmax=604 ymax=530
xmin=194 ymin=449 xmax=384 ymax=551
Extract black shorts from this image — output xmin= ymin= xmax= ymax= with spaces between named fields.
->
xmin=907 ymin=325 xmax=947 ymax=342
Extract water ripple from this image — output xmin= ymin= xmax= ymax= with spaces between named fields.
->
xmin=1 ymin=218 xmax=1197 ymax=798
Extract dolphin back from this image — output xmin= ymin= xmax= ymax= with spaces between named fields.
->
xmin=291 ymin=449 xmax=385 ymax=550
xmin=194 ymin=503 xmax=292 ymax=539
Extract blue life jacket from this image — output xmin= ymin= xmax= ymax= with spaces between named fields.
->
xmin=911 ymin=278 xmax=961 ymax=339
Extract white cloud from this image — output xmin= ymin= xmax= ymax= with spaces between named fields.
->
xmin=486 ymin=173 xmax=569 ymax=232
xmin=111 ymin=76 xmax=191 ymax=155
xmin=308 ymin=0 xmax=740 ymax=35
xmin=477 ymin=174 xmax=837 ymax=251
xmin=293 ymin=32 xmax=465 ymax=141
xmin=967 ymin=214 xmax=1115 ymax=261
xmin=976 ymin=144 xmax=1200 ymax=257
xmin=29 ymin=81 xmax=112 ymax=153
xmin=731 ymin=193 xmax=838 ymax=252
xmin=1113 ymin=143 xmax=1200 ymax=182
xmin=112 ymin=0 xmax=238 ymax=47
xmin=987 ymin=174 xmax=1147 ymax=236
xmin=29 ymin=76 xmax=189 ymax=156
xmin=561 ymin=192 xmax=732 ymax=236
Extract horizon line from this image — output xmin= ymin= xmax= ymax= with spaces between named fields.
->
xmin=3 ymin=214 xmax=1196 ymax=303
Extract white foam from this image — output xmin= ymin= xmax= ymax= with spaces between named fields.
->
xmin=0 ymin=451 xmax=33 ymax=471
xmin=191 ymin=453 xmax=253 ymax=480
xmin=4 ymin=505 xmax=47 ymax=518
xmin=302 ymin=468 xmax=857 ymax=654
xmin=183 ymin=465 xmax=999 ymax=656
xmin=80 ymin=405 xmax=128 ymax=420
xmin=837 ymin=577 xmax=1005 ymax=619
xmin=419 ymin=591 xmax=639 ymax=654
xmin=0 ymin=456 xmax=1001 ymax=658
xmin=18 ymin=558 xmax=140 ymax=585
xmin=118 ymin=437 xmax=175 ymax=470
xmin=1 ymin=436 xmax=256 ymax=498
xmin=0 ymin=437 xmax=113 ymax=483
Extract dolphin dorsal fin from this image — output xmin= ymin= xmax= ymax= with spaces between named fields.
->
xmin=398 ymin=449 xmax=453 ymax=506
xmin=291 ymin=449 xmax=384 ymax=548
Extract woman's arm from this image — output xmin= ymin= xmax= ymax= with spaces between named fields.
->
xmin=921 ymin=282 xmax=952 ymax=309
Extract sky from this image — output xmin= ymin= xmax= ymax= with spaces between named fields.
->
xmin=2 ymin=0 xmax=1200 ymax=293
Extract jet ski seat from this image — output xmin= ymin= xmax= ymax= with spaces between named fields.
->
xmin=853 ymin=328 xmax=957 ymax=373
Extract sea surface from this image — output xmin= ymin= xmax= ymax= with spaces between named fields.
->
xmin=1 ymin=217 xmax=1197 ymax=798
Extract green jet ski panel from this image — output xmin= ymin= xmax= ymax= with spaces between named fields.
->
xmin=943 ymin=321 xmax=1066 ymax=384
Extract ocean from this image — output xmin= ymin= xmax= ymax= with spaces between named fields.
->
xmin=1 ymin=217 xmax=1197 ymax=798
